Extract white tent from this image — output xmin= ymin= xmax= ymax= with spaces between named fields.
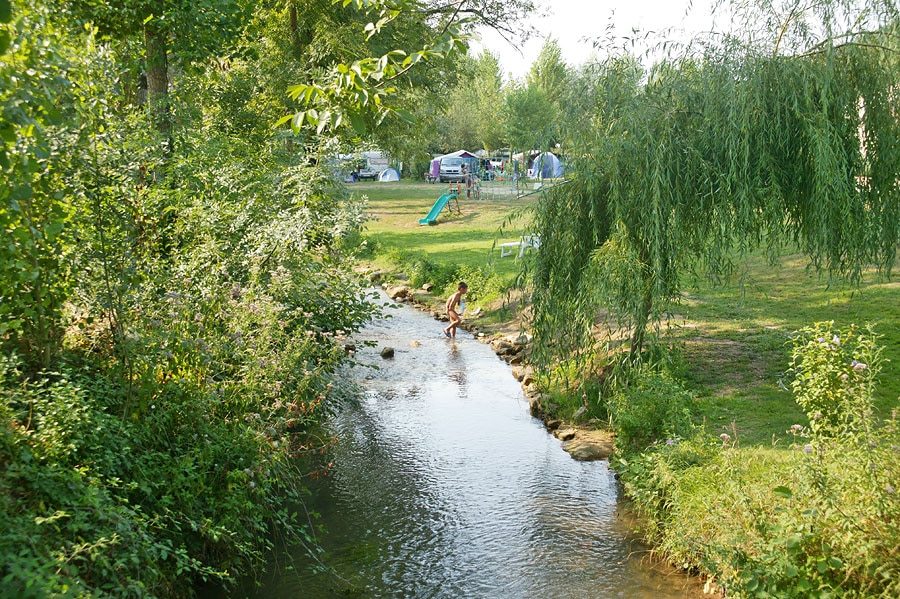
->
xmin=378 ymin=167 xmax=400 ymax=182
xmin=531 ymin=152 xmax=564 ymax=179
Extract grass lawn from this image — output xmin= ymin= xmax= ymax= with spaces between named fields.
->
xmin=356 ymin=179 xmax=900 ymax=448
xmin=675 ymin=252 xmax=900 ymax=445
xmin=353 ymin=180 xmax=539 ymax=287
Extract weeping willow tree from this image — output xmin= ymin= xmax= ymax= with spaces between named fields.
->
xmin=530 ymin=0 xmax=900 ymax=376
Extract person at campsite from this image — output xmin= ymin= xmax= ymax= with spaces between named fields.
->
xmin=462 ymin=163 xmax=472 ymax=198
xmin=443 ymin=282 xmax=468 ymax=338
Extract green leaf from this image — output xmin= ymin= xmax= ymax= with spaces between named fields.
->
xmin=44 ymin=221 xmax=64 ymax=239
xmin=348 ymin=111 xmax=366 ymax=134
xmin=786 ymin=533 xmax=803 ymax=551
xmin=773 ymin=486 xmax=793 ymax=499
xmin=0 ymin=0 xmax=10 ymax=24
xmin=287 ymin=84 xmax=308 ymax=101
xmin=316 ymin=110 xmax=331 ymax=134
xmin=273 ymin=114 xmax=294 ymax=128
xmin=394 ymin=109 xmax=415 ymax=124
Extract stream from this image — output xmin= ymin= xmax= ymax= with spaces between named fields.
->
xmin=239 ymin=290 xmax=701 ymax=598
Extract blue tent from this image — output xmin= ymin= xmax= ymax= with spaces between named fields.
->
xmin=378 ymin=167 xmax=400 ymax=181
xmin=531 ymin=152 xmax=564 ymax=179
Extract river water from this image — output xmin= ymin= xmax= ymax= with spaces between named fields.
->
xmin=242 ymin=290 xmax=701 ymax=598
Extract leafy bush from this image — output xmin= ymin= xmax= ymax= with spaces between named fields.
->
xmin=607 ymin=370 xmax=694 ymax=452
xmin=442 ymin=263 xmax=503 ymax=302
xmin=377 ymin=247 xmax=505 ymax=303
xmin=386 ymin=250 xmax=455 ymax=291
xmin=0 ymin=6 xmax=375 ymax=596
xmin=789 ymin=321 xmax=882 ymax=438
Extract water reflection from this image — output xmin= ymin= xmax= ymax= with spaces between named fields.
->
xmin=235 ymin=290 xmax=701 ymax=599
xmin=446 ymin=343 xmax=467 ymax=396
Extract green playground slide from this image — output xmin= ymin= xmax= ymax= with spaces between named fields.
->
xmin=418 ymin=192 xmax=456 ymax=225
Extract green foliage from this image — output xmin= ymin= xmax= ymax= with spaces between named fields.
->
xmin=0 ymin=3 xmax=77 ymax=369
xmin=526 ymin=37 xmax=569 ymax=106
xmin=516 ymin=37 xmax=568 ymax=148
xmin=58 ymin=0 xmax=249 ymax=58
xmin=617 ymin=325 xmax=900 ymax=598
xmin=379 ymin=247 xmax=503 ymax=303
xmin=607 ymin=370 xmax=694 ymax=452
xmin=503 ymin=83 xmax=558 ymax=153
xmin=443 ymin=263 xmax=502 ymax=302
xmin=284 ymin=0 xmax=538 ymax=143
xmin=529 ymin=3 xmax=900 ymax=378
xmin=434 ymin=50 xmax=507 ymax=153
xmin=613 ymin=432 xmax=721 ymax=541
xmin=789 ymin=322 xmax=883 ymax=438
xmin=284 ymin=0 xmax=474 ymax=135
xmin=0 ymin=0 xmax=378 ymax=595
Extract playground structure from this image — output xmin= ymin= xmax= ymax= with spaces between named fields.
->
xmin=417 ymin=176 xmax=568 ymax=225
xmin=418 ymin=190 xmax=460 ymax=225
xmin=469 ymin=152 xmax=567 ymax=201
xmin=475 ymin=172 xmax=565 ymax=201
xmin=417 ymin=151 xmax=569 ymax=224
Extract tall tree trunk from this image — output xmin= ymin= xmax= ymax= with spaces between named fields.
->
xmin=629 ymin=277 xmax=654 ymax=362
xmin=144 ymin=21 xmax=172 ymax=153
xmin=289 ymin=3 xmax=303 ymax=59
xmin=630 ymin=247 xmax=655 ymax=362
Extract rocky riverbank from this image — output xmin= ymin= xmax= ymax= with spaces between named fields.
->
xmin=376 ymin=279 xmax=614 ymax=462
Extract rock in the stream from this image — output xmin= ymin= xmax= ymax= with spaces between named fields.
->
xmin=386 ymin=285 xmax=412 ymax=301
xmin=380 ymin=347 xmax=395 ymax=359
xmin=562 ymin=431 xmax=614 ymax=461
xmin=554 ymin=428 xmax=577 ymax=441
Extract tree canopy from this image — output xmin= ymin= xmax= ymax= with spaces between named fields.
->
xmin=0 ymin=0 xmax=537 ymax=594
xmin=529 ymin=0 xmax=900 ymax=372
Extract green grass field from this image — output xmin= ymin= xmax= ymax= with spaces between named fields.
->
xmin=357 ymin=179 xmax=900 ymax=446
xmin=676 ymin=251 xmax=900 ymax=445
xmin=353 ymin=180 xmax=540 ymax=286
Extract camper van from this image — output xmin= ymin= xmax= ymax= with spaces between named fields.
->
xmin=357 ymin=152 xmax=389 ymax=180
xmin=439 ymin=157 xmax=466 ymax=183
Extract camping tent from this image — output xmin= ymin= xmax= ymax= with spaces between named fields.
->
xmin=531 ymin=152 xmax=564 ymax=178
xmin=431 ymin=150 xmax=478 ymax=180
xmin=439 ymin=150 xmax=477 ymax=160
xmin=378 ymin=168 xmax=400 ymax=182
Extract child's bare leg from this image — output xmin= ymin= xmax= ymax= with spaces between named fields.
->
xmin=445 ymin=311 xmax=460 ymax=337
xmin=443 ymin=311 xmax=459 ymax=336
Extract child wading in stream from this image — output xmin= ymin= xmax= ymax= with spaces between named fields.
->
xmin=442 ymin=282 xmax=467 ymax=338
